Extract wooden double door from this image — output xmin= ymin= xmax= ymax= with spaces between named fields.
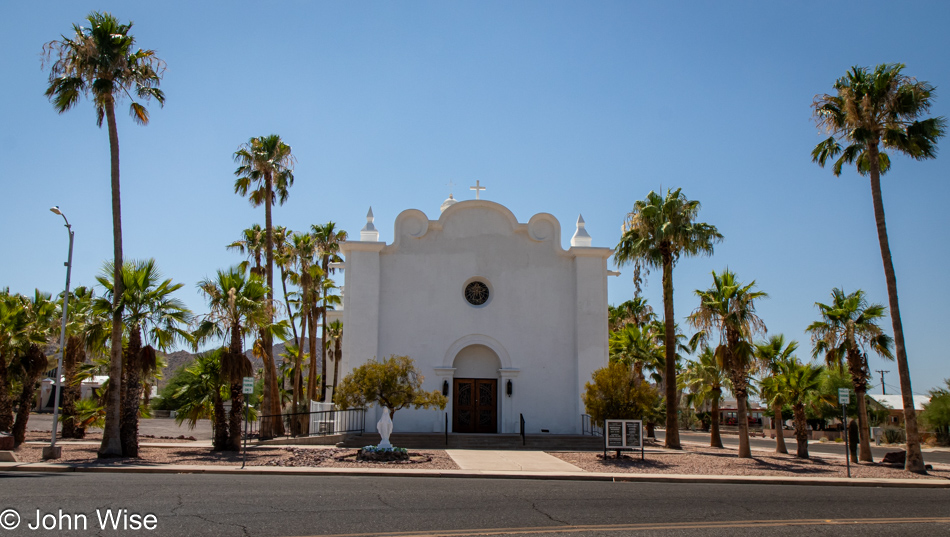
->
xmin=453 ymin=378 xmax=497 ymax=433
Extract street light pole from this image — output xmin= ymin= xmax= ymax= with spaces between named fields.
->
xmin=44 ymin=206 xmax=73 ymax=460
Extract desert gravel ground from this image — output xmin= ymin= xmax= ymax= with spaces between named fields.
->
xmin=549 ymin=445 xmax=950 ymax=480
xmin=14 ymin=431 xmax=950 ymax=479
xmin=16 ymin=432 xmax=458 ymax=469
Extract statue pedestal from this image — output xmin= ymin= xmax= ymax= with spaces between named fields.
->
xmin=357 ymin=449 xmax=409 ymax=462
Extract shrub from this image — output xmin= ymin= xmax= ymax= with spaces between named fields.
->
xmin=583 ymin=361 xmax=659 ymax=427
xmin=882 ymin=426 xmax=905 ymax=444
xmin=921 ymin=379 xmax=950 ymax=446
xmin=334 ymin=355 xmax=447 ymax=421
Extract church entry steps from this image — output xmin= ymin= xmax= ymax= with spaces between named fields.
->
xmin=338 ymin=433 xmax=604 ymax=451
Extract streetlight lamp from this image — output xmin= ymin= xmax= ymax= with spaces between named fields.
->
xmin=43 ymin=206 xmax=73 ymax=460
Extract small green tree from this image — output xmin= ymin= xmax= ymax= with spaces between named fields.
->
xmin=583 ymin=361 xmax=659 ymax=427
xmin=334 ymin=355 xmax=446 ymax=421
xmin=921 ymin=379 xmax=950 ymax=446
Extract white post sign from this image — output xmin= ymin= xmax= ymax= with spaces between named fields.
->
xmin=838 ymin=388 xmax=850 ymax=405
xmin=838 ymin=387 xmax=851 ymax=478
xmin=241 ymin=376 xmax=254 ymax=469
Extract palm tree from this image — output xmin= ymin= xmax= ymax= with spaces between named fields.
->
xmin=763 ymin=359 xmax=825 ymax=459
xmin=326 ymin=319 xmax=344 ymax=398
xmin=688 ymin=269 xmax=767 ymax=458
xmin=315 ymin=278 xmax=340 ymax=402
xmin=174 ymin=350 xmax=227 ymax=447
xmin=233 ymin=134 xmax=295 ymax=438
xmin=227 ymin=224 xmax=266 ymax=278
xmin=0 ymin=289 xmax=32 ymax=433
xmin=44 ymin=12 xmax=165 ymax=458
xmin=806 ymin=288 xmax=893 ymax=463
xmin=608 ymin=297 xmax=655 ymax=332
xmin=96 ymin=259 xmax=192 ymax=456
xmin=753 ymin=335 xmax=798 ymax=455
xmin=59 ymin=286 xmax=107 ymax=439
xmin=812 ymin=64 xmax=946 ymax=473
xmin=609 ymin=323 xmax=663 ymax=384
xmin=195 ymin=267 xmax=269 ymax=451
xmin=288 ymin=232 xmax=321 ymax=408
xmin=680 ymin=346 xmax=731 ymax=448
xmin=312 ymin=222 xmax=348 ymax=402
xmin=8 ymin=291 xmax=58 ymax=447
xmin=614 ymin=188 xmax=722 ymax=450
xmin=273 ymin=225 xmax=298 ymax=346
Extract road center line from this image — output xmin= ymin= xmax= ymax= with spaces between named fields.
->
xmin=303 ymin=517 xmax=950 ymax=537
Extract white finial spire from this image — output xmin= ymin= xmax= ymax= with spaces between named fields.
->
xmin=440 ymin=193 xmax=458 ymax=213
xmin=470 ymin=180 xmax=485 ymax=200
xmin=361 ymin=207 xmax=379 ymax=241
xmin=571 ymin=214 xmax=592 ymax=247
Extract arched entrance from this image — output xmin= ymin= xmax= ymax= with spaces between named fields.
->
xmin=452 ymin=344 xmax=500 ymax=433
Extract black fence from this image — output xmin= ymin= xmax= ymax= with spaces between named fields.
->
xmin=254 ymin=408 xmax=366 ymax=439
xmin=581 ymin=414 xmax=603 ymax=437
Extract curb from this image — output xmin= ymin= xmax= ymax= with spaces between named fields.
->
xmin=1 ymin=462 xmax=948 ymax=489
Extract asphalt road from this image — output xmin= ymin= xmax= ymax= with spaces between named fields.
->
xmin=655 ymin=430 xmax=950 ymax=465
xmin=0 ymin=473 xmax=947 ymax=537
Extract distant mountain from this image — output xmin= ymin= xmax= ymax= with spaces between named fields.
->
xmin=157 ymin=341 xmax=314 ymax=389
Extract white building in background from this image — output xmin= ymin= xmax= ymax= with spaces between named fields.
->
xmin=339 ymin=190 xmax=613 ymax=435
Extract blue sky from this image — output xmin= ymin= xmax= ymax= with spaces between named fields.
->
xmin=2 ymin=1 xmax=948 ymax=395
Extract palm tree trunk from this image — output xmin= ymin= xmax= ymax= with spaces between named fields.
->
xmin=281 ymin=269 xmax=298 ymax=347
xmin=0 ymin=354 xmax=13 ymax=432
xmin=710 ymin=389 xmax=723 ymax=448
xmin=772 ymin=402 xmax=787 ymax=454
xmin=61 ymin=337 xmax=83 ymax=439
xmin=261 ymin=172 xmax=283 ymax=438
xmin=320 ymin=262 xmax=329 ymax=401
xmin=12 ymin=345 xmax=47 ymax=447
xmin=736 ymin=391 xmax=751 ymax=458
xmin=332 ymin=337 xmax=343 ymax=401
xmin=793 ymin=404 xmax=809 ymax=459
xmin=212 ymin=389 xmax=228 ymax=451
xmin=12 ymin=374 xmax=40 ymax=448
xmin=100 ymin=97 xmax=124 ymax=459
xmin=867 ymin=142 xmax=925 ymax=474
xmin=296 ymin=297 xmax=310 ymax=436
xmin=308 ymin=308 xmax=319 ymax=402
xmin=227 ymin=323 xmax=245 ymax=451
xmin=120 ymin=327 xmax=143 ymax=457
xmin=661 ymin=253 xmax=680 ymax=449
xmin=855 ymin=387 xmax=873 ymax=462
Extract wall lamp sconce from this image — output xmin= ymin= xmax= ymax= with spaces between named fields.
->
xmin=506 ymin=379 xmax=513 ymax=397
xmin=443 ymin=380 xmax=449 ymax=396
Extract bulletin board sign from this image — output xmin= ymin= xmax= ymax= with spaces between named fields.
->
xmin=604 ymin=419 xmax=644 ymax=460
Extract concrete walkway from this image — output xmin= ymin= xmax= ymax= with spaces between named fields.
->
xmin=446 ymin=449 xmax=584 ymax=472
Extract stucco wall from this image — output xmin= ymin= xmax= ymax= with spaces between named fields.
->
xmin=341 ymin=200 xmax=611 ymax=434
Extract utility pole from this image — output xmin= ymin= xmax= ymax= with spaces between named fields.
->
xmin=876 ymin=370 xmax=890 ymax=395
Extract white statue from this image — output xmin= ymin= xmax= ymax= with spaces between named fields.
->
xmin=377 ymin=407 xmax=394 ymax=449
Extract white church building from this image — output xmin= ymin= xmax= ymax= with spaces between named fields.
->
xmin=339 ymin=188 xmax=613 ymax=435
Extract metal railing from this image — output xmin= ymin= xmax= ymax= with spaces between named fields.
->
xmin=581 ymin=414 xmax=603 ymax=437
xmin=519 ymin=413 xmax=525 ymax=446
xmin=256 ymin=408 xmax=365 ymax=439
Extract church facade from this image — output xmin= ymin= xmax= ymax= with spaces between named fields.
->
xmin=339 ymin=196 xmax=612 ymax=435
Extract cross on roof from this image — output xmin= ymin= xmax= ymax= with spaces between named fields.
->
xmin=470 ymin=180 xmax=486 ymax=200
xmin=447 ymin=180 xmax=456 ymax=195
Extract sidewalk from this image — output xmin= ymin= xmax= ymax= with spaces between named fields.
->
xmin=2 ymin=449 xmax=948 ymax=489
xmin=446 ymin=450 xmax=584 ymax=472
